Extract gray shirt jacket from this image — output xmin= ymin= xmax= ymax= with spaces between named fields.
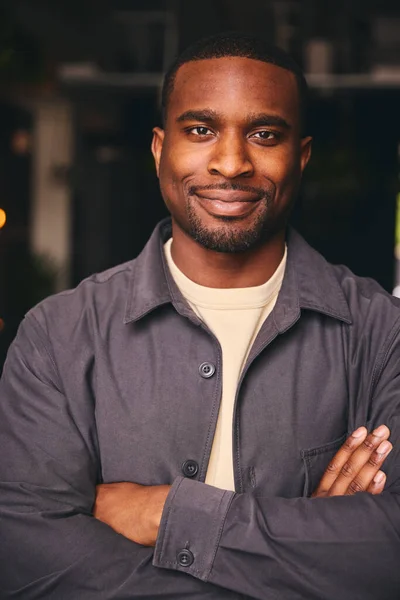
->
xmin=1 ymin=218 xmax=400 ymax=600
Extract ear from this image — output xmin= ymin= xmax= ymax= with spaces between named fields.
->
xmin=151 ymin=127 xmax=165 ymax=178
xmin=300 ymin=136 xmax=312 ymax=172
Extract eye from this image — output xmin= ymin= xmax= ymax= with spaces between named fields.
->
xmin=250 ymin=130 xmax=277 ymax=142
xmin=187 ymin=126 xmax=214 ymax=137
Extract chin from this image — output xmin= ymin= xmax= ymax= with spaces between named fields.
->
xmin=190 ymin=221 xmax=272 ymax=254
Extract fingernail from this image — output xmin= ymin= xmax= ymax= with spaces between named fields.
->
xmin=373 ymin=471 xmax=385 ymax=484
xmin=352 ymin=427 xmax=366 ymax=438
xmin=373 ymin=425 xmax=388 ymax=437
xmin=377 ymin=441 xmax=391 ymax=455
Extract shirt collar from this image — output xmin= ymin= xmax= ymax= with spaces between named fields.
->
xmin=124 ymin=218 xmax=352 ymax=326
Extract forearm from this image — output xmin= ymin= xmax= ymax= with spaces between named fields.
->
xmin=154 ymin=477 xmax=400 ymax=600
xmin=0 ymin=482 xmax=242 ymax=600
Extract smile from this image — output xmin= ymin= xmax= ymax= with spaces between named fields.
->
xmin=193 ymin=190 xmax=261 ymax=218
xmin=194 ymin=196 xmax=260 ymax=218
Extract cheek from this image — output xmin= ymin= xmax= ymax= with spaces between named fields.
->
xmin=260 ymin=149 xmax=301 ymax=193
xmin=159 ymin=147 xmax=194 ymax=207
xmin=159 ymin=158 xmax=181 ymax=202
xmin=161 ymin=138 xmax=209 ymax=181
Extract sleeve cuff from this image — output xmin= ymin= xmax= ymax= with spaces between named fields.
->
xmin=153 ymin=476 xmax=235 ymax=581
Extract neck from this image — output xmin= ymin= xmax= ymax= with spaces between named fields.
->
xmin=170 ymin=223 xmax=286 ymax=288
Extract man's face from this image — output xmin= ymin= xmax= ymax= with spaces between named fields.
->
xmin=152 ymin=57 xmax=312 ymax=253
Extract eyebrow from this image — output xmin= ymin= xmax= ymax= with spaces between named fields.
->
xmin=246 ymin=112 xmax=291 ymax=130
xmin=176 ymin=109 xmax=291 ymax=130
xmin=176 ymin=109 xmax=218 ymax=123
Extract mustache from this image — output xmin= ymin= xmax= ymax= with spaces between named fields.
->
xmin=188 ymin=182 xmax=273 ymax=199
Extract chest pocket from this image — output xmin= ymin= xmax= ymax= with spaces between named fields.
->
xmin=301 ymin=432 xmax=348 ymax=497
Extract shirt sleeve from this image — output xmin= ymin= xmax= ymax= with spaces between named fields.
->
xmin=0 ymin=315 xmax=242 ymax=600
xmin=153 ymin=336 xmax=400 ymax=600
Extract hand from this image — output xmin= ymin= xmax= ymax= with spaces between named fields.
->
xmin=312 ymin=425 xmax=392 ymax=498
xmin=93 ymin=482 xmax=171 ymax=546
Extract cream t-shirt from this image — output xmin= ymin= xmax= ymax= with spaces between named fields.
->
xmin=164 ymin=239 xmax=287 ymax=491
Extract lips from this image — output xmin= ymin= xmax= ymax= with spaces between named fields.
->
xmin=193 ymin=190 xmax=261 ymax=218
xmin=195 ymin=189 xmax=261 ymax=203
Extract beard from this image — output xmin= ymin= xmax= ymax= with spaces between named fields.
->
xmin=183 ymin=182 xmax=278 ymax=253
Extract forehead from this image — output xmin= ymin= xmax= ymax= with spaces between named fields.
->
xmin=169 ymin=57 xmax=300 ymax=126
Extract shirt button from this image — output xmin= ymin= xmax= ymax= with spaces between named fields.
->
xmin=199 ymin=362 xmax=216 ymax=378
xmin=177 ymin=548 xmax=194 ymax=567
xmin=182 ymin=459 xmax=199 ymax=478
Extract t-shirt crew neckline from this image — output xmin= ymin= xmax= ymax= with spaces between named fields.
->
xmin=163 ymin=237 xmax=287 ymax=310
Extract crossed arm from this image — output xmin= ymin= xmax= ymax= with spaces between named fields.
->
xmin=94 ymin=424 xmax=393 ymax=547
xmin=1 ymin=316 xmax=400 ymax=599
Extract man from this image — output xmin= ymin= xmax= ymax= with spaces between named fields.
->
xmin=0 ymin=32 xmax=399 ymax=599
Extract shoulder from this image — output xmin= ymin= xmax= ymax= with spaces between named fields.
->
xmin=25 ymin=259 xmax=135 ymax=340
xmin=326 ymin=263 xmax=400 ymax=353
xmin=287 ymin=229 xmax=400 ymax=332
xmin=331 ymin=262 xmax=400 ymax=321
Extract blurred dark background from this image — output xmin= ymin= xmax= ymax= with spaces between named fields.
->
xmin=0 ymin=0 xmax=399 ymax=370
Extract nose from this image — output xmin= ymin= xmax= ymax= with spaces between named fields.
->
xmin=207 ymin=133 xmax=254 ymax=179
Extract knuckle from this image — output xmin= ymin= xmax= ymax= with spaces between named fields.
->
xmin=367 ymin=453 xmax=382 ymax=468
xmin=341 ymin=462 xmax=354 ymax=478
xmin=362 ymin=438 xmax=375 ymax=452
xmin=326 ymin=460 xmax=339 ymax=474
xmin=348 ymin=479 xmax=364 ymax=495
xmin=342 ymin=438 xmax=355 ymax=452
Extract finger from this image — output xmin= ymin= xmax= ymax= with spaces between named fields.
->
xmin=329 ymin=425 xmax=391 ymax=496
xmin=312 ymin=427 xmax=368 ymax=496
xmin=366 ymin=470 xmax=387 ymax=495
xmin=343 ymin=441 xmax=392 ymax=496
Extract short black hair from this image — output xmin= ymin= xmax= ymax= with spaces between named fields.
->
xmin=161 ymin=31 xmax=309 ymax=135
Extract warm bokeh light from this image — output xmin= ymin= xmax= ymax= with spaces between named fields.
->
xmin=11 ymin=129 xmax=32 ymax=156
xmin=0 ymin=209 xmax=6 ymax=229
